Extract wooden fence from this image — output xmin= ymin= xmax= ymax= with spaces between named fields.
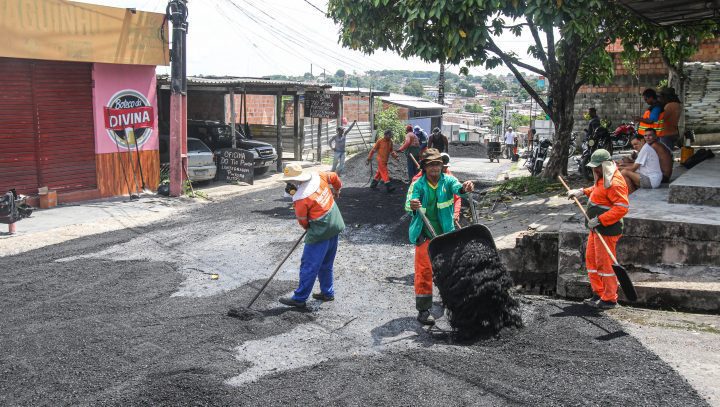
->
xmin=250 ymin=120 xmax=375 ymax=161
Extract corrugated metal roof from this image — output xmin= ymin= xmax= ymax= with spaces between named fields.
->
xmin=326 ymin=86 xmax=390 ymax=96
xmin=381 ymin=93 xmax=446 ymax=109
xmin=157 ymin=75 xmax=330 ymax=90
xmin=618 ymin=0 xmax=720 ymax=25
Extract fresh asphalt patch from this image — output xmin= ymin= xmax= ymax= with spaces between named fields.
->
xmin=0 ymin=187 xmax=707 ymax=405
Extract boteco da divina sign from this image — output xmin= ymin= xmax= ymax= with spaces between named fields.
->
xmin=103 ymin=89 xmax=154 ymax=148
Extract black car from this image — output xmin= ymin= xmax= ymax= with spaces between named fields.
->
xmin=160 ymin=120 xmax=278 ymax=175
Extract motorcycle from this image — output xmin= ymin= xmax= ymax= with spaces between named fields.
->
xmin=576 ymin=126 xmax=612 ymax=180
xmin=525 ymin=138 xmax=553 ymax=176
xmin=568 ymin=132 xmax=578 ymax=157
xmin=611 ymin=122 xmax=636 ymax=150
xmin=0 ymin=189 xmax=33 ymax=225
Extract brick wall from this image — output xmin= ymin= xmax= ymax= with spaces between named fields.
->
xmin=225 ymin=94 xmax=277 ymax=125
xmin=382 ymin=102 xmax=409 ymax=120
xmin=342 ymin=95 xmax=370 ymax=122
xmin=573 ymin=38 xmax=720 ymax=134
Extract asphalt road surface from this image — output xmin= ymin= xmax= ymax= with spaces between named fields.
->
xmin=0 ymin=182 xmax=707 ymax=406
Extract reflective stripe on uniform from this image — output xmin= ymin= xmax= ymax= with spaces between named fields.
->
xmin=437 ymin=199 xmax=454 ymax=209
xmin=587 ymin=269 xmax=598 ymax=274
xmin=614 ymin=203 xmax=629 ymax=208
xmin=589 ymin=201 xmax=611 ymax=210
xmin=598 ymin=272 xmax=616 ymax=277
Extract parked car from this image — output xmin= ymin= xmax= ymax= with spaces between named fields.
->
xmin=159 ymin=136 xmax=217 ymax=182
xmin=160 ymin=120 xmax=277 ymax=175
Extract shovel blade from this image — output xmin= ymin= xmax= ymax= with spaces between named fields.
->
xmin=612 ymin=263 xmax=638 ymax=302
xmin=428 ymin=224 xmax=497 ymax=262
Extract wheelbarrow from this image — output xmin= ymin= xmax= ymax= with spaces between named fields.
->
xmin=416 ymin=192 xmax=498 ymax=265
xmin=487 ymin=141 xmax=502 ymax=163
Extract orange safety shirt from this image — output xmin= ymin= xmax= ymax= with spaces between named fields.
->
xmin=582 ymin=170 xmax=630 ymax=235
xmin=293 ymin=172 xmax=342 ymax=229
xmin=368 ymin=137 xmax=396 ymax=163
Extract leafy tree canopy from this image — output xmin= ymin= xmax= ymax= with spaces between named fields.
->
xmin=403 ymin=80 xmax=425 ymax=97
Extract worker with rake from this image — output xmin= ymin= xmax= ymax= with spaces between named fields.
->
xmin=567 ymin=149 xmax=630 ymax=310
xmin=367 ymin=129 xmax=399 ymax=192
xmin=278 ymin=163 xmax=345 ymax=308
xmin=405 ymin=149 xmax=475 ymax=325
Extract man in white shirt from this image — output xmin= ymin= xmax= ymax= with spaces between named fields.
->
xmin=619 ymin=134 xmax=662 ymax=193
xmin=503 ymin=126 xmax=515 ymax=159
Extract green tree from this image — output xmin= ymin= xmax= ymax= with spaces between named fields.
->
xmin=327 ymin=0 xmax=705 ymax=178
xmin=482 ymin=75 xmax=507 ymax=93
xmin=509 ymin=112 xmax=531 ymax=129
xmin=465 ymin=103 xmax=483 ymax=113
xmin=375 ymin=104 xmax=406 ymax=143
xmin=403 ymin=81 xmax=425 ymax=97
xmin=335 ymin=69 xmax=346 ymax=78
xmin=458 ymin=81 xmax=477 ymax=97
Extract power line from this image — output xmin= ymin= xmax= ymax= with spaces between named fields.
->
xmin=303 ymin=0 xmax=325 ymax=15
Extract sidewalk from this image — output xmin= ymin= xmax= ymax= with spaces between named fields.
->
xmin=0 ymin=162 xmax=327 ymax=257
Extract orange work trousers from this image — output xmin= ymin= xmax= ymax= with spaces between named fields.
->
xmin=373 ymin=159 xmax=390 ymax=183
xmin=415 ymin=239 xmax=433 ymax=311
xmin=585 ymin=232 xmax=621 ymax=302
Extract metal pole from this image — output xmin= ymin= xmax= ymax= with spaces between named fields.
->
xmin=369 ymin=93 xmax=375 ymax=140
xmin=276 ymin=91 xmax=283 ymax=172
xmin=317 ymin=117 xmax=322 ymax=163
xmin=230 ymin=88 xmax=237 ymax=149
xmin=293 ymin=94 xmax=300 ymax=160
xmin=168 ymin=0 xmax=188 ymax=197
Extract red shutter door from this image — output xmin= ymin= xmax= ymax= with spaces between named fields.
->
xmin=32 ymin=61 xmax=97 ymax=193
xmin=0 ymin=59 xmax=38 ymax=194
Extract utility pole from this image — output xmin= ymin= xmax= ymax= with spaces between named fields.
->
xmin=438 ymin=63 xmax=445 ymax=105
xmin=168 ymin=0 xmax=188 ymax=197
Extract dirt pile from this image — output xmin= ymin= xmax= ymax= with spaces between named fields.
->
xmin=432 ymin=239 xmax=522 ymax=339
xmin=448 ymin=142 xmax=488 ymax=159
xmin=342 ymin=152 xmax=409 ymax=186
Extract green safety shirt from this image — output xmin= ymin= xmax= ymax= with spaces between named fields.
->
xmin=405 ymin=173 xmax=468 ymax=244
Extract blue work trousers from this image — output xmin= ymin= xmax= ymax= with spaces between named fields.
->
xmin=292 ymin=235 xmax=339 ymax=302
xmin=406 ymin=155 xmax=418 ymax=181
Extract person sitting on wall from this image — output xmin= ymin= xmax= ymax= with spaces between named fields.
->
xmin=643 ymin=128 xmax=673 ymax=183
xmin=618 ymin=134 xmax=663 ymax=193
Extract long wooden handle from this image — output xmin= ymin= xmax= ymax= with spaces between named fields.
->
xmin=416 ymin=208 xmax=437 ymax=238
xmin=557 ymin=176 xmax=620 ymax=265
xmin=407 ymin=152 xmax=421 ymax=169
xmin=247 ymin=231 xmax=307 ymax=308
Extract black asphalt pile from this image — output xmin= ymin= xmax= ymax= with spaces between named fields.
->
xmin=432 ymin=239 xmax=522 ymax=339
xmin=342 ymin=152 xmax=409 ymax=186
xmin=448 ymin=142 xmax=488 ymax=158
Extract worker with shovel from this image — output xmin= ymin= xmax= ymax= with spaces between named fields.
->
xmin=406 ymin=148 xmax=475 ymax=325
xmin=278 ymin=163 xmax=345 ymax=308
xmin=566 ymin=149 xmax=630 ymax=310
xmin=367 ymin=129 xmax=399 ymax=192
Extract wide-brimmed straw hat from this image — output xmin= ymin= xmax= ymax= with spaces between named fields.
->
xmin=280 ymin=163 xmax=312 ymax=182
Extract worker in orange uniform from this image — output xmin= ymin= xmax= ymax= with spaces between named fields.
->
xmin=367 ymin=129 xmax=399 ymax=192
xmin=406 ymin=149 xmax=475 ymax=324
xmin=567 ymin=149 xmax=629 ymax=310
xmin=278 ymin=163 xmax=345 ymax=308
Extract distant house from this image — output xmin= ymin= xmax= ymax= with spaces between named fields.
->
xmin=381 ymin=93 xmax=445 ymax=133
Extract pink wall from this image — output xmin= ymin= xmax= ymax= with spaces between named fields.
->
xmin=92 ymin=63 xmax=159 ymax=154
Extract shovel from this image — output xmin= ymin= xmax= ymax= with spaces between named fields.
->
xmin=558 ymin=176 xmax=637 ymax=302
xmin=416 ymin=192 xmax=498 ymax=262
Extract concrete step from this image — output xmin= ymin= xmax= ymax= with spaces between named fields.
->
xmin=557 ymin=266 xmax=720 ymax=313
xmin=556 ymin=218 xmax=720 ymax=313
xmin=668 ymin=155 xmax=720 ymax=206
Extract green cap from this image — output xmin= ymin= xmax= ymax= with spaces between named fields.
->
xmin=586 ymin=149 xmax=611 ymax=167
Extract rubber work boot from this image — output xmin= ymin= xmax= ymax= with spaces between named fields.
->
xmin=370 ymin=179 xmax=379 ymax=189
xmin=594 ymin=300 xmax=617 ymax=310
xmin=385 ymin=182 xmax=396 ymax=193
xmin=279 ymin=297 xmax=306 ymax=308
xmin=312 ymin=293 xmax=334 ymax=301
xmin=417 ymin=310 xmax=435 ymax=325
xmin=583 ymin=294 xmax=600 ymax=306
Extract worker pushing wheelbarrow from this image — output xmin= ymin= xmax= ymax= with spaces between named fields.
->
xmin=406 ymin=149 xmax=522 ymax=336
